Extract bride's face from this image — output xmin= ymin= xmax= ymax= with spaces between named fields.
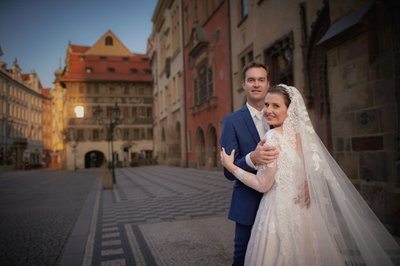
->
xmin=263 ymin=93 xmax=288 ymax=127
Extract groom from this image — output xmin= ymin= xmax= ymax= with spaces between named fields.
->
xmin=220 ymin=61 xmax=278 ymax=265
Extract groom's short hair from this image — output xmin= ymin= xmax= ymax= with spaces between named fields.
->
xmin=242 ymin=61 xmax=269 ymax=81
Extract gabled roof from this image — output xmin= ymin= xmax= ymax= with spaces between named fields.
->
xmin=85 ymin=30 xmax=132 ymax=56
xmin=58 ymin=30 xmax=152 ymax=83
xmin=69 ymin=44 xmax=90 ymax=53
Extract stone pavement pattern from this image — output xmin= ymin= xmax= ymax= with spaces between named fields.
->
xmin=0 ymin=166 xmax=235 ymax=265
xmin=82 ymin=166 xmax=234 ymax=266
xmin=0 ymin=169 xmax=98 ymax=265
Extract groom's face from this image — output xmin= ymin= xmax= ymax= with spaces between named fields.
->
xmin=242 ymin=67 xmax=269 ymax=106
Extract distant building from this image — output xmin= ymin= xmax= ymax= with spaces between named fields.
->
xmin=41 ymin=87 xmax=53 ymax=167
xmin=55 ymin=30 xmax=153 ymax=170
xmin=182 ymin=0 xmax=232 ymax=169
xmin=149 ymin=0 xmax=186 ymax=167
xmin=0 ymin=59 xmax=44 ymax=169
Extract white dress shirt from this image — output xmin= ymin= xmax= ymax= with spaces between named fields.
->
xmin=245 ymin=103 xmax=269 ymax=169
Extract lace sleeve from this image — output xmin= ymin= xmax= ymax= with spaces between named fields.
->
xmin=233 ymin=130 xmax=279 ymax=193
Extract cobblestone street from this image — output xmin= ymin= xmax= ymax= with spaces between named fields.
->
xmin=88 ymin=166 xmax=233 ymax=266
xmin=0 ymin=166 xmax=234 ymax=265
xmin=0 ymin=169 xmax=98 ymax=265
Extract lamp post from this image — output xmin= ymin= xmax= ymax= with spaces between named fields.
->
xmin=70 ymin=140 xmax=78 ymax=171
xmin=94 ymin=102 xmax=120 ymax=184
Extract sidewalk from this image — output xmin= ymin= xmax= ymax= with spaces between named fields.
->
xmin=60 ymin=166 xmax=234 ymax=266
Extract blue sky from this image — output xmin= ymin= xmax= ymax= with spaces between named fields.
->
xmin=0 ymin=0 xmax=158 ymax=88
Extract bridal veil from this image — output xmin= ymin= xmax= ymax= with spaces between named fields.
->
xmin=277 ymin=84 xmax=399 ymax=265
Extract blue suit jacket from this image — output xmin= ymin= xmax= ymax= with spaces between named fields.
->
xmin=220 ymin=105 xmax=263 ymax=225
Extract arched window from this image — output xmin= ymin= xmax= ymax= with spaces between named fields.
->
xmin=105 ymin=36 xmax=113 ymax=46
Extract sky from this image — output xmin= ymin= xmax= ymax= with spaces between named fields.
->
xmin=0 ymin=0 xmax=158 ymax=88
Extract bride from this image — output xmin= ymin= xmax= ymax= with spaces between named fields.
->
xmin=220 ymin=84 xmax=400 ymax=265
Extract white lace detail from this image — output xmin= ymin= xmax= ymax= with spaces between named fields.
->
xmin=243 ymin=84 xmax=400 ymax=266
xmin=257 ymin=130 xmax=280 ymax=171
xmin=268 ymin=222 xmax=276 ymax=234
xmin=234 ymin=168 xmax=245 ymax=180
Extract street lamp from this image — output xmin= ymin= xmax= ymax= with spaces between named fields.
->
xmin=94 ymin=102 xmax=121 ymax=184
xmin=69 ymin=106 xmax=84 ymax=171
xmin=70 ymin=140 xmax=78 ymax=171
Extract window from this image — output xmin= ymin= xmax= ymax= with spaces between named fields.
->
xmin=108 ymin=67 xmax=115 ymax=73
xmin=137 ymin=106 xmax=146 ymax=117
xmin=198 ymin=67 xmax=207 ymax=104
xmin=264 ymin=33 xmax=294 ymax=85
xmin=106 ymin=106 xmax=113 ymax=118
xmin=130 ymin=68 xmax=138 ymax=75
xmin=77 ymin=129 xmax=84 ymax=141
xmin=138 ymin=87 xmax=144 ymax=95
xmin=123 ymin=107 xmax=129 ymax=118
xmin=140 ymin=128 xmax=145 ymax=139
xmin=93 ymin=129 xmax=100 ymax=140
xmin=147 ymin=128 xmax=153 ymax=139
xmin=144 ymin=69 xmax=152 ymax=75
xmin=100 ymin=56 xmax=107 ymax=60
xmin=240 ymin=0 xmax=249 ymax=19
xmin=122 ymin=128 xmax=129 ymax=140
xmin=122 ymin=57 xmax=129 ymax=61
xmin=85 ymin=67 xmax=93 ymax=73
xmin=105 ymin=36 xmax=113 ymax=46
xmin=147 ymin=107 xmax=152 ymax=118
xmin=133 ymin=128 xmax=139 ymax=139
xmin=239 ymin=48 xmax=254 ymax=72
xmin=194 ymin=65 xmax=213 ymax=106
xmin=207 ymin=68 xmax=213 ymax=98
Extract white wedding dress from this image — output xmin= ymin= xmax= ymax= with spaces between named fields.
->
xmin=238 ymin=129 xmax=343 ymax=265
xmin=234 ymin=84 xmax=399 ymax=266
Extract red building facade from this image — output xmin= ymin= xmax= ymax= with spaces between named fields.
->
xmin=182 ymin=0 xmax=231 ymax=168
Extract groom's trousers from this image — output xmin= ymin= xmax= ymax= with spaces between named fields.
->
xmin=233 ymin=222 xmax=252 ymax=266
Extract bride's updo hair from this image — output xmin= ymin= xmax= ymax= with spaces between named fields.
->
xmin=267 ymin=85 xmax=291 ymax=107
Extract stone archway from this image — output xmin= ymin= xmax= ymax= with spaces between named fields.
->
xmin=207 ymin=124 xmax=218 ymax=168
xmin=195 ymin=127 xmax=206 ymax=168
xmin=175 ymin=122 xmax=182 ymax=160
xmin=84 ymin=150 xmax=104 ymax=168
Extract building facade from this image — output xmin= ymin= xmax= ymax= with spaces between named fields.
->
xmin=229 ymin=0 xmax=328 ymax=142
xmin=150 ymin=0 xmax=186 ymax=167
xmin=318 ymin=0 xmax=400 ymax=234
xmin=228 ymin=0 xmax=400 ymax=234
xmin=55 ymin=31 xmax=153 ymax=170
xmin=149 ymin=0 xmax=399 ymax=234
xmin=50 ymin=75 xmax=66 ymax=168
xmin=182 ymin=0 xmax=231 ymax=169
xmin=41 ymin=87 xmax=53 ymax=167
xmin=0 ymin=59 xmax=44 ymax=169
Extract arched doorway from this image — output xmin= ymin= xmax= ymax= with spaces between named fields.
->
xmin=207 ymin=124 xmax=218 ymax=168
xmin=195 ymin=127 xmax=205 ymax=168
xmin=161 ymin=127 xmax=167 ymax=162
xmin=85 ymin=150 xmax=104 ymax=168
xmin=175 ymin=122 xmax=182 ymax=159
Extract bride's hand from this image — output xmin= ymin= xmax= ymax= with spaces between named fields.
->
xmin=220 ymin=148 xmax=235 ymax=168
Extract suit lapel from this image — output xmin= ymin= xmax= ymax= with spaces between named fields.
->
xmin=240 ymin=106 xmax=260 ymax=144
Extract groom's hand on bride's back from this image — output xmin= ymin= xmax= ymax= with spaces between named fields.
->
xmin=250 ymin=139 xmax=279 ymax=166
